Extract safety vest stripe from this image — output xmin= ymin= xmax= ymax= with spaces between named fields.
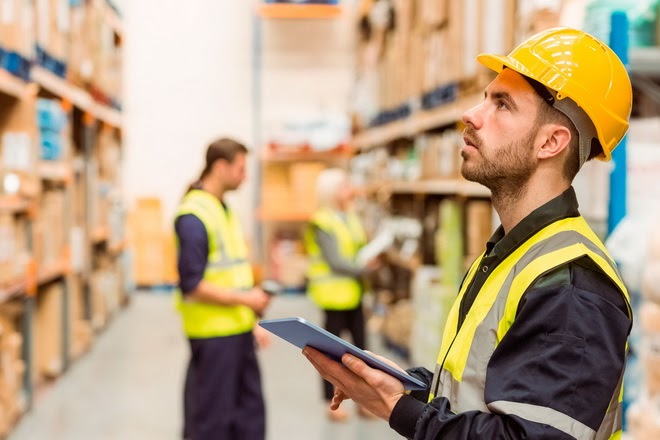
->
xmin=438 ymin=252 xmax=485 ymax=362
xmin=497 ymin=242 xmax=618 ymax=342
xmin=488 ymin=400 xmax=596 ymax=440
xmin=595 ymin=371 xmax=624 ymax=440
xmin=207 ymin=258 xmax=249 ymax=270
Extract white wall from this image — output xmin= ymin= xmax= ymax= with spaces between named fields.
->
xmin=122 ymin=1 xmax=357 ymax=245
xmin=123 ymin=0 xmax=256 ymax=231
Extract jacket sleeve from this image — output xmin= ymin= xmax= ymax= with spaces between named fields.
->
xmin=389 ymin=265 xmax=631 ymax=439
xmin=313 ymin=226 xmax=366 ymax=278
xmin=175 ymin=214 xmax=208 ymax=294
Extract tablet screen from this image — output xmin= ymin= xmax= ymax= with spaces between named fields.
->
xmin=259 ymin=317 xmax=427 ymax=391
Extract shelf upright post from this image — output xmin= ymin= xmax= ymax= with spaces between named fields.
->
xmin=608 ymin=11 xmax=629 ymax=235
xmin=82 ymin=112 xmax=96 ymax=322
xmin=22 ymin=212 xmax=37 ymax=411
xmin=61 ymin=99 xmax=74 ymax=371
xmin=253 ymin=10 xmax=264 ymax=263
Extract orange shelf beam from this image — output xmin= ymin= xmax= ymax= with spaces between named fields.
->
xmin=0 ymin=259 xmax=69 ymax=303
xmin=258 ymin=3 xmax=342 ymax=19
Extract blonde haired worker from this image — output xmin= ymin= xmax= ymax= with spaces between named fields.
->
xmin=304 ymin=168 xmax=378 ymax=422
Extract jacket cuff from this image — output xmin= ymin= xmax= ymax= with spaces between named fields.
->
xmin=389 ymin=394 xmax=427 ymax=438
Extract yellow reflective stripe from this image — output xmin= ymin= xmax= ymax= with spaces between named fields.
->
xmin=488 ymin=400 xmax=596 ymax=440
xmin=496 ymin=243 xmax=591 ymax=341
xmin=437 ymin=252 xmax=484 ymax=364
xmin=442 ymin=246 xmax=529 ymax=382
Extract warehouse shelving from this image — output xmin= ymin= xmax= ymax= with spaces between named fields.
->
xmin=31 ymin=67 xmax=122 ymax=128
xmin=0 ymin=69 xmax=34 ymax=100
xmin=353 ymin=94 xmax=482 ymax=151
xmin=0 ymin=2 xmax=125 ymax=435
xmin=0 ymin=195 xmax=31 ymax=214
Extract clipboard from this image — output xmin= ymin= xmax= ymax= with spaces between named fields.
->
xmin=259 ymin=317 xmax=427 ymax=391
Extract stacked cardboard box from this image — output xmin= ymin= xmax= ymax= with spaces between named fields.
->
xmin=69 ymin=0 xmax=94 ymax=86
xmin=418 ymin=130 xmax=463 ymax=180
xmin=261 ymin=162 xmax=325 ymax=218
xmin=0 ymin=305 xmax=25 ymax=438
xmin=0 ymin=0 xmax=35 ymax=59
xmin=354 ymin=0 xmax=516 ymax=128
xmin=34 ymin=283 xmax=64 ymax=380
xmin=34 ymin=0 xmax=71 ymax=64
xmin=34 ymin=189 xmax=66 ymax=269
xmin=465 ymin=200 xmax=493 ymax=263
xmin=0 ymin=214 xmax=30 ymax=286
xmin=67 ymin=274 xmax=92 ymax=360
xmin=129 ymin=198 xmax=177 ymax=287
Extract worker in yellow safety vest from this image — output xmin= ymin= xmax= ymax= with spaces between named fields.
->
xmin=304 ymin=167 xmax=380 ymax=422
xmin=304 ymin=27 xmax=633 ymax=440
xmin=175 ymin=138 xmax=271 ymax=440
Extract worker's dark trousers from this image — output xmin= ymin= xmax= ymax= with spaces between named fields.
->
xmin=183 ymin=331 xmax=265 ymax=440
xmin=322 ymin=306 xmax=366 ymax=401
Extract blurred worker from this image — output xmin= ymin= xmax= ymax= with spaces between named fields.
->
xmin=303 ymin=168 xmax=378 ymax=422
xmin=304 ymin=27 xmax=633 ymax=439
xmin=175 ymin=138 xmax=271 ymax=440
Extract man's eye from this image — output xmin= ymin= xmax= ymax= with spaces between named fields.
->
xmin=497 ymin=100 xmax=509 ymax=110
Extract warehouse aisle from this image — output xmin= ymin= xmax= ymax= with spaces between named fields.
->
xmin=9 ymin=293 xmax=403 ymax=440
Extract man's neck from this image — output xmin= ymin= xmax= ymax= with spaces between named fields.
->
xmin=200 ymin=179 xmax=225 ymax=202
xmin=493 ymin=174 xmax=570 ymax=234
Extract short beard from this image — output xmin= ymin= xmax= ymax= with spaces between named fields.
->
xmin=461 ymin=127 xmax=537 ymax=203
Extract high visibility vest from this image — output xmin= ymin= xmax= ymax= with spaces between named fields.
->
xmin=174 ymin=189 xmax=255 ymax=338
xmin=429 ymin=216 xmax=631 ymax=440
xmin=304 ymin=207 xmax=367 ymax=310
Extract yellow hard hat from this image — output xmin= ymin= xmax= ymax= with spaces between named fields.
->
xmin=477 ymin=27 xmax=632 ymax=162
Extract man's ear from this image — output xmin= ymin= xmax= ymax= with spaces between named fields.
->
xmin=536 ymin=124 xmax=571 ymax=160
xmin=211 ymin=158 xmax=227 ymax=175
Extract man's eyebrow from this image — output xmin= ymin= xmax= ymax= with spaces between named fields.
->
xmin=484 ymin=90 xmax=519 ymax=111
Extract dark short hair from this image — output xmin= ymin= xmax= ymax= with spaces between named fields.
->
xmin=186 ymin=138 xmax=249 ymax=194
xmin=205 ymin=138 xmax=248 ymax=169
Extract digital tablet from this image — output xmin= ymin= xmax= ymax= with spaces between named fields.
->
xmin=259 ymin=317 xmax=427 ymax=391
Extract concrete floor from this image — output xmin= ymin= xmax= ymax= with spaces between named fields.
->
xmin=9 ymin=293 xmax=404 ymax=440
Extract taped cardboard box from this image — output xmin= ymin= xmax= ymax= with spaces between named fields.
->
xmin=34 ymin=283 xmax=64 ymax=379
xmin=0 ymin=0 xmax=35 ymax=57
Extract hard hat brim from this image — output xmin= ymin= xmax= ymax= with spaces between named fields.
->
xmin=477 ymin=53 xmax=533 ymax=81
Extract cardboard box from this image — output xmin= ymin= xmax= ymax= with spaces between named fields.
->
xmin=0 ymin=0 xmax=35 ymax=57
xmin=34 ymin=283 xmax=64 ymax=379
xmin=290 ymin=162 xmax=324 ymax=213
xmin=466 ymin=200 xmax=493 ymax=257
xmin=416 ymin=0 xmax=449 ymax=30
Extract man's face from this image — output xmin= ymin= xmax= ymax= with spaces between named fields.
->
xmin=221 ymin=153 xmax=247 ymax=191
xmin=460 ymin=69 xmax=542 ymax=192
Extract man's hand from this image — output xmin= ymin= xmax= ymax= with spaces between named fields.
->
xmin=302 ymin=346 xmax=406 ymax=421
xmin=240 ymin=288 xmax=271 ymax=315
xmin=253 ymin=324 xmax=272 ymax=349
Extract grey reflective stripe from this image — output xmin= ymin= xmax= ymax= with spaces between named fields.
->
xmin=207 ymin=258 xmax=249 ymax=270
xmin=432 ymin=227 xmax=624 ymax=415
xmin=488 ymin=400 xmax=596 ymax=440
xmin=595 ymin=370 xmax=624 ymax=440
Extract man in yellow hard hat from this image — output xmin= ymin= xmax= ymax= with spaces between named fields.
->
xmin=304 ymin=27 xmax=633 ymax=439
